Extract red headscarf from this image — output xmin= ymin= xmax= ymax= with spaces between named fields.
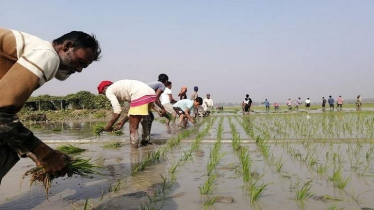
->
xmin=97 ymin=81 xmax=113 ymax=94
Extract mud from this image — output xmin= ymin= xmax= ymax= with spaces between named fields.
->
xmin=2 ymin=114 xmax=374 ymax=210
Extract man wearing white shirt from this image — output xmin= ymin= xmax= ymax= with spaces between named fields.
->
xmin=202 ymin=94 xmax=214 ymax=115
xmin=305 ymin=98 xmax=311 ymax=111
xmin=160 ymin=81 xmax=177 ymax=125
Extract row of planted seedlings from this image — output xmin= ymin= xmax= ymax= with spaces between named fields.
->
xmin=235 ymin=116 xmax=332 ymax=208
xmin=199 ymin=117 xmax=227 ymax=209
xmin=228 ymin=116 xmax=269 ymax=204
xmin=84 ymin=118 xmax=210 ymax=209
xmin=132 ymin=117 xmax=208 ymax=176
xmin=275 ymin=128 xmax=374 ymax=208
xmin=242 ymin=112 xmax=374 ymax=141
xmin=140 ymin=116 xmax=217 ymax=209
xmin=282 ymin=140 xmax=362 ymax=208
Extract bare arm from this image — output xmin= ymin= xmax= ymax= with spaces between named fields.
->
xmin=184 ymin=108 xmax=194 ymax=123
xmin=105 ymin=113 xmax=121 ymax=131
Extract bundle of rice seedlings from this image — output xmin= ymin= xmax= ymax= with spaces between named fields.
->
xmin=23 ymin=157 xmax=96 ymax=197
xmin=112 ymin=130 xmax=123 ymax=136
xmin=103 ymin=141 xmax=123 ymax=149
xmin=93 ymin=123 xmax=123 ymax=136
xmin=93 ymin=123 xmax=105 ymax=136
xmin=56 ymin=144 xmax=86 ymax=155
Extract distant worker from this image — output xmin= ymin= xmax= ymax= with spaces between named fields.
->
xmin=356 ymin=95 xmax=362 ymax=111
xmin=190 ymin=86 xmax=199 ymax=117
xmin=336 ymin=95 xmax=344 ymax=111
xmin=295 ymin=97 xmax=302 ymax=111
xmin=287 ymin=98 xmax=292 ymax=110
xmin=328 ymin=95 xmax=335 ymax=111
xmin=322 ymin=97 xmax=327 ymax=112
xmin=242 ymin=94 xmax=252 ymax=115
xmin=202 ymin=93 xmax=214 ymax=116
xmin=274 ymin=102 xmax=280 ymax=111
xmin=305 ymin=98 xmax=311 ymax=111
xmin=178 ymin=86 xmax=187 ymax=100
xmin=263 ymin=99 xmax=270 ymax=112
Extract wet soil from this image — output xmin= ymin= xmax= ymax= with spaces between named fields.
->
xmin=2 ymin=114 xmax=374 ymax=210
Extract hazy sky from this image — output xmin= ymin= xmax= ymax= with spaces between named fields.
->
xmin=2 ymin=0 xmax=373 ymax=104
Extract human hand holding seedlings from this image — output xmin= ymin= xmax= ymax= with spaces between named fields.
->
xmin=114 ymin=116 xmax=129 ymax=131
xmin=30 ymin=143 xmax=73 ymax=178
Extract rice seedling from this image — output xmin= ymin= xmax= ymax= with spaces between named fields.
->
xmin=83 ymin=197 xmax=90 ymax=210
xmin=51 ymin=127 xmax=62 ymax=132
xmin=132 ymin=150 xmax=162 ymax=175
xmin=274 ymin=156 xmax=285 ymax=173
xmin=216 ymin=117 xmax=224 ymax=140
xmin=199 ymin=174 xmax=217 ymax=195
xmin=203 ymin=196 xmax=217 ymax=209
xmin=327 ymin=206 xmax=344 ymax=210
xmin=315 ymin=163 xmax=329 ymax=174
xmin=56 ymin=144 xmax=86 ymax=155
xmin=103 ymin=141 xmax=123 ymax=149
xmin=295 ymin=179 xmax=314 ymax=200
xmin=93 ymin=123 xmax=123 ymax=136
xmin=108 ymin=178 xmax=122 ymax=192
xmin=93 ymin=123 xmax=105 ymax=136
xmin=23 ymin=157 xmax=96 ymax=196
xmin=248 ymin=178 xmax=269 ymax=203
xmin=329 ymin=165 xmax=350 ymax=189
xmin=160 ymin=174 xmax=173 ymax=192
xmin=239 ymin=147 xmax=251 ymax=182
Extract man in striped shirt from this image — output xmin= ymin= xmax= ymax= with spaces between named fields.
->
xmin=0 ymin=28 xmax=101 ymax=183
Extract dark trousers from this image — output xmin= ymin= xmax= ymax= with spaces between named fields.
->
xmin=0 ymin=107 xmax=41 ymax=183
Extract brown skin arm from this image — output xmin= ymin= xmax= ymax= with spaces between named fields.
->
xmin=184 ymin=108 xmax=194 ymax=123
xmin=114 ymin=115 xmax=130 ymax=130
xmin=105 ymin=113 xmax=121 ymax=131
xmin=0 ymin=63 xmax=38 ymax=109
xmin=0 ymin=63 xmax=72 ymax=177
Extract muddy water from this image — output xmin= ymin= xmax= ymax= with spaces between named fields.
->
xmin=2 ymin=115 xmax=374 ymax=210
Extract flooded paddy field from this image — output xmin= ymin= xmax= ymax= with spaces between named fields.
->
xmin=2 ymin=111 xmax=374 ymax=210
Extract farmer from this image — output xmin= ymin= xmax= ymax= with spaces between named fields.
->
xmin=356 ymin=95 xmax=362 ymax=111
xmin=263 ymin=99 xmax=270 ymax=112
xmin=173 ymin=97 xmax=203 ymax=128
xmin=118 ymin=74 xmax=169 ymax=143
xmin=97 ymin=80 xmax=157 ymax=148
xmin=242 ymin=94 xmax=252 ymax=115
xmin=178 ymin=86 xmax=187 ymax=100
xmin=144 ymin=74 xmax=169 ymax=138
xmin=287 ymin=98 xmax=292 ymax=110
xmin=190 ymin=86 xmax=199 ymax=117
xmin=0 ymin=28 xmax=101 ymax=183
xmin=274 ymin=102 xmax=280 ymax=111
xmin=322 ymin=97 xmax=327 ymax=112
xmin=305 ymin=98 xmax=311 ymax=111
xmin=336 ymin=95 xmax=344 ymax=111
xmin=202 ymin=93 xmax=214 ymax=115
xmin=294 ymin=97 xmax=302 ymax=111
xmin=328 ymin=95 xmax=335 ymax=111
xmin=160 ymin=81 xmax=178 ymax=126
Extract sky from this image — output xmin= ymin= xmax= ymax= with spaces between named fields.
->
xmin=2 ymin=0 xmax=374 ymax=104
